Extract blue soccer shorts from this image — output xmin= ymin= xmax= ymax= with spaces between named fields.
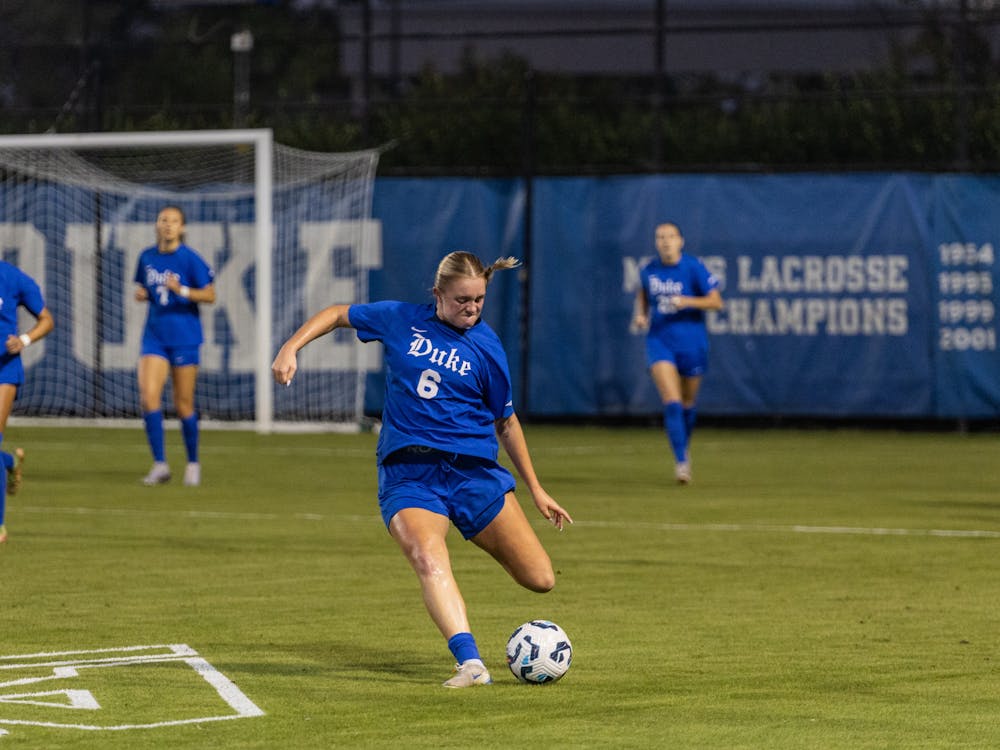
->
xmin=378 ymin=446 xmax=516 ymax=540
xmin=0 ymin=355 xmax=24 ymax=386
xmin=140 ymin=333 xmax=201 ymax=367
xmin=645 ymin=337 xmax=708 ymax=378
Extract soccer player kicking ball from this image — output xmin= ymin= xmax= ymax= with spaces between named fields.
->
xmin=272 ymin=251 xmax=572 ymax=687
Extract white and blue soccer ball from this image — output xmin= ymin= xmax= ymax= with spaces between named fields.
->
xmin=506 ymin=619 xmax=573 ymax=683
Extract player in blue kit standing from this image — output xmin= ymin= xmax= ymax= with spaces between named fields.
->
xmin=271 ymin=251 xmax=572 ymax=688
xmin=0 ymin=261 xmax=54 ymax=543
xmin=134 ymin=205 xmax=216 ymax=487
xmin=631 ymin=222 xmax=723 ymax=484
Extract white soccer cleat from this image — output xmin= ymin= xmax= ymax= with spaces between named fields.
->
xmin=183 ymin=462 xmax=201 ymax=487
xmin=142 ymin=462 xmax=171 ymax=486
xmin=442 ymin=660 xmax=492 ymax=688
xmin=674 ymin=461 xmax=692 ymax=485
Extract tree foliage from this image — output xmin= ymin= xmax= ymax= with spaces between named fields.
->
xmin=1 ymin=1 xmax=998 ymax=173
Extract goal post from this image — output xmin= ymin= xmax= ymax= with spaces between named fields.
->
xmin=0 ymin=129 xmax=380 ymax=433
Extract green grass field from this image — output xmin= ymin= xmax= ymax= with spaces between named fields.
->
xmin=2 ymin=423 xmax=999 ymax=748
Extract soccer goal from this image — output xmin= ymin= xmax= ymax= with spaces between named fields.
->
xmin=0 ymin=129 xmax=381 ymax=433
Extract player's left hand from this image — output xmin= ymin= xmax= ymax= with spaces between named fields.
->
xmin=5 ymin=334 xmax=23 ymax=355
xmin=532 ymin=488 xmax=573 ymax=531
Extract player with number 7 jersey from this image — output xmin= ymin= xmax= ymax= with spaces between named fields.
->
xmin=271 ymin=251 xmax=572 ymax=688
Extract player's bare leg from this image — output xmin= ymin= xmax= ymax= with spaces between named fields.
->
xmin=472 ymin=492 xmax=555 ymax=592
xmin=389 ymin=507 xmax=492 ymax=687
xmin=390 ymin=508 xmax=469 ymax=635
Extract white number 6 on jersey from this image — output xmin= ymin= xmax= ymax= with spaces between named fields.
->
xmin=417 ymin=369 xmax=441 ymax=399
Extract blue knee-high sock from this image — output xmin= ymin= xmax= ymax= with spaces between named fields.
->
xmin=663 ymin=401 xmax=687 ymax=463
xmin=447 ymin=632 xmax=482 ymax=664
xmin=683 ymin=406 xmax=698 ymax=443
xmin=143 ymin=410 xmax=166 ymax=462
xmin=180 ymin=414 xmax=199 ymax=463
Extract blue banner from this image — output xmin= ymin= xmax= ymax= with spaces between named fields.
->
xmin=373 ymin=173 xmax=1000 ymax=419
xmin=929 ymin=177 xmax=1000 ymax=418
xmin=4 ymin=173 xmax=999 ymax=421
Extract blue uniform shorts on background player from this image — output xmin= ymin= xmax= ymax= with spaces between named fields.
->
xmin=645 ymin=337 xmax=708 ymax=377
xmin=0 ymin=356 xmax=25 ymax=386
xmin=378 ymin=446 xmax=516 ymax=540
xmin=140 ymin=334 xmax=201 ymax=367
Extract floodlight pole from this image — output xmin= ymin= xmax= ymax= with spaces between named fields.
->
xmin=231 ymin=27 xmax=254 ymax=128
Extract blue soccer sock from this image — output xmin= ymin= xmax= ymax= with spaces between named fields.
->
xmin=142 ymin=410 xmax=166 ymax=463
xmin=663 ymin=401 xmax=688 ymax=463
xmin=447 ymin=632 xmax=482 ymax=665
xmin=180 ymin=414 xmax=199 ymax=463
xmin=683 ymin=406 xmax=698 ymax=443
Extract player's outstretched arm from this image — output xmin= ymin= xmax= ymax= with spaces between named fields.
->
xmin=496 ymin=413 xmax=573 ymax=530
xmin=272 ymin=304 xmax=353 ymax=386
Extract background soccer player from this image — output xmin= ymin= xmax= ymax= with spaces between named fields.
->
xmin=0 ymin=260 xmax=54 ymax=543
xmin=133 ymin=205 xmax=216 ymax=487
xmin=272 ymin=251 xmax=572 ymax=688
xmin=631 ymin=222 xmax=723 ymax=484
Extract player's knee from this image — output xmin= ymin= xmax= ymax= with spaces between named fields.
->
xmin=174 ymin=397 xmax=195 ymax=417
xmin=520 ymin=565 xmax=555 ymax=593
xmin=405 ymin=541 xmax=449 ymax=580
xmin=532 ymin=574 xmax=556 ymax=594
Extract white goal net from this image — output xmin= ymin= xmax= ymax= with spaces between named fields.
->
xmin=0 ymin=129 xmax=381 ymax=432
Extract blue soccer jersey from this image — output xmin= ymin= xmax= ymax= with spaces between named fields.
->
xmin=0 ymin=261 xmax=46 ymax=384
xmin=348 ymin=301 xmax=515 ymax=464
xmin=640 ymin=253 xmax=720 ymax=351
xmin=134 ymin=244 xmax=214 ymax=347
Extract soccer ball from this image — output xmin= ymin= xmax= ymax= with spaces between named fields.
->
xmin=505 ymin=620 xmax=573 ymax=683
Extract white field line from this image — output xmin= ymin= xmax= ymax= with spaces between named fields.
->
xmin=14 ymin=505 xmax=1000 ymax=539
xmin=0 ymin=644 xmax=264 ymax=731
xmin=24 ymin=440 xmax=374 ymax=458
xmin=570 ymin=519 xmax=1000 ymax=539
xmin=16 ymin=506 xmax=374 ymax=523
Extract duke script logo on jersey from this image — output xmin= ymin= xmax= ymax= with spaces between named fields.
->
xmin=143 ymin=267 xmax=174 ymax=287
xmin=648 ymin=276 xmax=684 ymax=296
xmin=407 ymin=328 xmax=473 ymax=376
